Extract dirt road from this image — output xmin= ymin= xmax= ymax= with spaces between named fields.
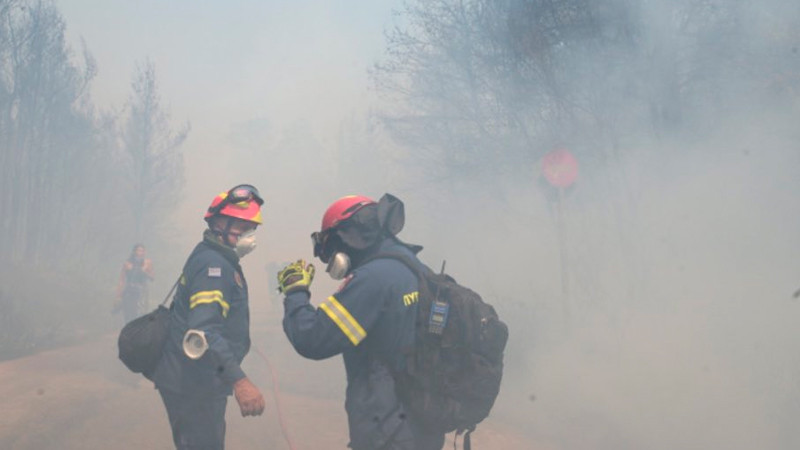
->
xmin=0 ymin=309 xmax=538 ymax=450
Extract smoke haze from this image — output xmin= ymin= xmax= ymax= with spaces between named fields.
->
xmin=0 ymin=0 xmax=797 ymax=449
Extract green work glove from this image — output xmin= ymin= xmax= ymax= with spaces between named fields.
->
xmin=277 ymin=259 xmax=315 ymax=294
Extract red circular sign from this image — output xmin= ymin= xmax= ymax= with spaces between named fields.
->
xmin=541 ymin=149 xmax=579 ymax=188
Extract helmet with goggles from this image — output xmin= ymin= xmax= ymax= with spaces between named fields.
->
xmin=204 ymin=184 xmax=264 ymax=225
xmin=312 ymin=195 xmax=376 ymax=263
xmin=320 ymin=195 xmax=375 ymax=231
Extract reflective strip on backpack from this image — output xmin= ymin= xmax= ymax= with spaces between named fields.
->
xmin=189 ymin=290 xmax=230 ymax=318
xmin=320 ymin=296 xmax=367 ymax=346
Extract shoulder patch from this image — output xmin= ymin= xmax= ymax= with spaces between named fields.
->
xmin=208 ymin=267 xmax=222 ymax=277
xmin=403 ymin=291 xmax=420 ymax=306
xmin=336 ymin=273 xmax=355 ymax=293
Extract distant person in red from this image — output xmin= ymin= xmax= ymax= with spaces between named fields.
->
xmin=115 ymin=243 xmax=154 ymax=323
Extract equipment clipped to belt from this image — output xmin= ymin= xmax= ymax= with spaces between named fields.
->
xmin=182 ymin=329 xmax=209 ymax=360
xmin=117 ymin=276 xmax=180 ymax=380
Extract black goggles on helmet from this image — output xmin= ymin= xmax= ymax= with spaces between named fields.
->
xmin=311 ymin=230 xmax=328 ymax=258
xmin=208 ymin=184 xmax=264 ymax=215
xmin=312 ymin=229 xmax=341 ymax=263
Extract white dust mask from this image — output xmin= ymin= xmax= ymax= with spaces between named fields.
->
xmin=235 ymin=229 xmax=257 ymax=258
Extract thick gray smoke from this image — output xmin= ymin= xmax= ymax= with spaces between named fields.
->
xmin=2 ymin=0 xmax=797 ymax=449
xmin=357 ymin=2 xmax=800 ymax=449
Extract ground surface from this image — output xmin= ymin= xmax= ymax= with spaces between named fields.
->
xmin=0 ymin=305 xmax=539 ymax=450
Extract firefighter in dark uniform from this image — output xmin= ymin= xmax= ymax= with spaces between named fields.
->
xmin=152 ymin=185 xmax=266 ymax=450
xmin=277 ymin=194 xmax=445 ymax=450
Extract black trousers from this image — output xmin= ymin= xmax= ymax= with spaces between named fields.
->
xmin=159 ymin=389 xmax=228 ymax=450
xmin=348 ymin=415 xmax=445 ymax=450
xmin=121 ymin=285 xmax=146 ymax=324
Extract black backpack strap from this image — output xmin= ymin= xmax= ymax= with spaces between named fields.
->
xmin=454 ymin=426 xmax=476 ymax=450
xmin=360 ymin=252 xmax=445 ymax=315
xmin=159 ymin=275 xmax=182 ymax=307
xmin=361 ymin=252 xmax=421 ymax=274
xmin=464 ymin=426 xmax=475 ymax=450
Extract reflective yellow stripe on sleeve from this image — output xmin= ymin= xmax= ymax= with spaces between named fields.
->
xmin=189 ymin=290 xmax=230 ymax=318
xmin=319 ymin=296 xmax=367 ymax=346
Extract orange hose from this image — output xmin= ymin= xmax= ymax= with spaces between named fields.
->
xmin=253 ymin=345 xmax=298 ymax=450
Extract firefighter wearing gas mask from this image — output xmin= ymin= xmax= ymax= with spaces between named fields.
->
xmin=277 ymin=194 xmax=446 ymax=450
xmin=151 ymin=184 xmax=266 ymax=450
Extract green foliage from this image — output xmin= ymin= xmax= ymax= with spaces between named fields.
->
xmin=121 ymin=60 xmax=189 ymax=241
xmin=372 ymin=0 xmax=800 ymax=181
xmin=0 ymin=0 xmax=103 ymax=264
xmin=0 ymin=1 xmax=188 ymax=352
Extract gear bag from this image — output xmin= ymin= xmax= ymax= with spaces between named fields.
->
xmin=117 ymin=277 xmax=179 ymax=380
xmin=372 ymin=254 xmax=509 ymax=446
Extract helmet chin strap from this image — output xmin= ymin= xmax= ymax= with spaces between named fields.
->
xmin=211 ymin=219 xmax=237 ymax=248
xmin=323 ymin=237 xmax=383 ymax=280
xmin=223 ymin=220 xmax=235 ymax=246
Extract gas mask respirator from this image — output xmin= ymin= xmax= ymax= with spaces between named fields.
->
xmin=313 ymin=232 xmax=351 ymax=280
xmin=326 ymin=252 xmax=350 ymax=280
xmin=234 ymin=229 xmax=257 ymax=258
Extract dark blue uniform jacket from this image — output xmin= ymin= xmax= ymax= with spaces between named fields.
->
xmin=153 ymin=231 xmax=251 ymax=397
xmin=283 ymin=238 xmax=432 ymax=449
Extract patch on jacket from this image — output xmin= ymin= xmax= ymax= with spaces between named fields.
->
xmin=208 ymin=267 xmax=222 ymax=277
xmin=403 ymin=291 xmax=419 ymax=306
xmin=336 ymin=273 xmax=355 ymax=293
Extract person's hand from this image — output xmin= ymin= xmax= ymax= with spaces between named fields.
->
xmin=142 ymin=259 xmax=154 ymax=279
xmin=233 ymin=377 xmax=265 ymax=417
xmin=277 ymin=259 xmax=315 ymax=294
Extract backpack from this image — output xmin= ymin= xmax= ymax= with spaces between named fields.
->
xmin=117 ymin=304 xmax=171 ymax=380
xmin=118 ymin=277 xmax=179 ymax=380
xmin=375 ymin=254 xmax=509 ymax=446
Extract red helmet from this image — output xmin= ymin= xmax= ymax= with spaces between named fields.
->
xmin=204 ymin=184 xmax=264 ymax=225
xmin=321 ymin=195 xmax=376 ymax=232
